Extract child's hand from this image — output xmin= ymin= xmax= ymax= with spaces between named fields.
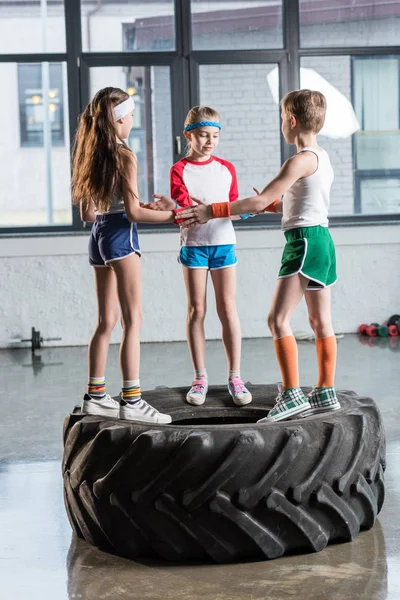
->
xmin=176 ymin=197 xmax=212 ymax=227
xmin=150 ymin=194 xmax=176 ymax=211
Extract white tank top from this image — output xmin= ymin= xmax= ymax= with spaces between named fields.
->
xmin=281 ymin=147 xmax=334 ymax=232
xmin=94 ymin=184 xmax=125 ymax=215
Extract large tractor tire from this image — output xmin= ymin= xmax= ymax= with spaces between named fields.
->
xmin=62 ymin=385 xmax=385 ymax=563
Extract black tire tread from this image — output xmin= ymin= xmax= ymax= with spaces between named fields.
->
xmin=62 ymin=385 xmax=386 ymax=562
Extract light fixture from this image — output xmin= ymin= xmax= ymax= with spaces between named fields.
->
xmin=127 ymin=87 xmax=137 ymax=96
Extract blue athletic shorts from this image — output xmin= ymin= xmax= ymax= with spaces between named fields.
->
xmin=179 ymin=244 xmax=237 ymax=270
xmin=89 ymin=213 xmax=141 ymax=267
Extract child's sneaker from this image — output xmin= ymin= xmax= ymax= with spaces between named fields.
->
xmin=81 ymin=393 xmax=119 ymax=418
xmin=300 ymin=387 xmax=341 ymax=417
xmin=119 ymin=398 xmax=172 ymax=424
xmin=227 ymin=377 xmax=252 ymax=406
xmin=186 ymin=379 xmax=208 ymax=406
xmin=257 ymin=385 xmax=311 ymax=423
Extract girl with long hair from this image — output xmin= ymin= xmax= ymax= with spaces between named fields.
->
xmin=72 ymin=86 xmax=175 ymax=423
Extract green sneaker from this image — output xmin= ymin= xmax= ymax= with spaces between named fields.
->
xmin=300 ymin=387 xmax=341 ymax=418
xmin=257 ymin=385 xmax=311 ymax=423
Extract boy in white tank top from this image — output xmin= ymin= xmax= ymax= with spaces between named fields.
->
xmin=177 ymin=89 xmax=340 ymax=422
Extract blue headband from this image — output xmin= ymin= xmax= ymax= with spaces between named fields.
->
xmin=184 ymin=121 xmax=222 ymax=132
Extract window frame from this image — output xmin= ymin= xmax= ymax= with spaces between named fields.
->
xmin=1 ymin=0 xmax=399 ymax=236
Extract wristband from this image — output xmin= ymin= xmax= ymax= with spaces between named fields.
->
xmin=262 ymin=199 xmax=280 ymax=214
xmin=173 ymin=207 xmax=186 ymax=225
xmin=211 ymin=202 xmax=230 ymax=219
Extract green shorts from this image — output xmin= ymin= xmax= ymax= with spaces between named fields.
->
xmin=278 ymin=226 xmax=337 ymax=290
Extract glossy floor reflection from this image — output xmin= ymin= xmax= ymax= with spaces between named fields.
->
xmin=0 ymin=334 xmax=399 ymax=599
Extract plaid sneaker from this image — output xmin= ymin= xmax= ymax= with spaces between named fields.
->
xmin=300 ymin=387 xmax=341 ymax=417
xmin=186 ymin=378 xmax=208 ymax=406
xmin=257 ymin=385 xmax=311 ymax=423
xmin=227 ymin=377 xmax=252 ymax=406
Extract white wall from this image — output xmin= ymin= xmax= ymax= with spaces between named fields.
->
xmin=1 ymin=224 xmax=399 ymax=348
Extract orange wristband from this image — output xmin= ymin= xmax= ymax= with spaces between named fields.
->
xmin=262 ymin=199 xmax=280 ymax=214
xmin=211 ymin=202 xmax=231 ymax=219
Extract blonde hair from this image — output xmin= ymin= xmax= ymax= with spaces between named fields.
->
xmin=281 ymin=89 xmax=326 ymax=133
xmin=184 ymin=106 xmax=220 ymax=155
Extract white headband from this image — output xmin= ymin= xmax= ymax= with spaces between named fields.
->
xmin=113 ymin=96 xmax=135 ymax=121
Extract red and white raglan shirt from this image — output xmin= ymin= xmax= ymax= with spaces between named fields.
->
xmin=170 ymin=156 xmax=238 ymax=247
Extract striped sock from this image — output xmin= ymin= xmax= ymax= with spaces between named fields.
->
xmin=88 ymin=377 xmax=106 ymax=399
xmin=121 ymin=379 xmax=141 ymax=405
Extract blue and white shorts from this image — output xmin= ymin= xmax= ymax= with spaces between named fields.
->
xmin=89 ymin=213 xmax=141 ymax=267
xmin=179 ymin=244 xmax=237 ymax=270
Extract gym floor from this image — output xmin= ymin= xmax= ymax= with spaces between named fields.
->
xmin=0 ymin=334 xmax=399 ymax=600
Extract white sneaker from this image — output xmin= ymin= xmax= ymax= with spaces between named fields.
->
xmin=81 ymin=393 xmax=119 ymax=418
xmin=119 ymin=398 xmax=172 ymax=424
xmin=186 ymin=378 xmax=208 ymax=406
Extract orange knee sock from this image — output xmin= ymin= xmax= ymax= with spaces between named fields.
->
xmin=316 ymin=336 xmax=337 ymax=387
xmin=274 ymin=335 xmax=299 ymax=390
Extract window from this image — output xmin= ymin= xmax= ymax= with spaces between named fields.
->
xmin=0 ymin=0 xmax=66 ymax=53
xmin=0 ymin=0 xmax=398 ymax=234
xmin=353 ymin=56 xmax=400 ymax=214
xmin=191 ymin=0 xmax=283 ymax=50
xmin=299 ymin=0 xmax=400 ymax=48
xmin=0 ymin=62 xmax=71 ymax=228
xmin=18 ymin=63 xmax=65 ymax=147
xmin=81 ymin=0 xmax=176 ymax=52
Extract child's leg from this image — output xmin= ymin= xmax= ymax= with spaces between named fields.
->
xmin=183 ymin=266 xmax=209 ymax=405
xmin=183 ymin=266 xmax=208 ymax=372
xmin=111 ymin=254 xmax=142 ymax=381
xmin=88 ymin=266 xmax=119 ymax=380
xmin=305 ymin=287 xmax=336 ymax=385
xmin=82 ymin=266 xmax=119 ymax=416
xmin=258 ymin=274 xmax=311 ymax=423
xmin=267 ymin=274 xmax=309 ymax=389
xmin=111 ymin=254 xmax=171 ymax=423
xmin=210 ymin=266 xmax=251 ymax=405
xmin=302 ymin=288 xmax=340 ymax=415
xmin=210 ymin=266 xmax=241 ymax=372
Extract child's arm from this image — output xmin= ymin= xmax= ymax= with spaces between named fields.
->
xmin=170 ymin=165 xmax=193 ymax=208
xmin=178 ymin=152 xmax=316 ymax=225
xmin=121 ymin=151 xmax=175 ymax=224
xmin=80 ymin=200 xmax=96 ymax=223
xmin=238 ymin=187 xmax=282 ymax=220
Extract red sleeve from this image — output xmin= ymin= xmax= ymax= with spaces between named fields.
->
xmin=170 ymin=162 xmax=191 ymax=208
xmin=228 ymin=164 xmax=239 ymax=203
xmin=214 ymin=158 xmax=238 ymax=202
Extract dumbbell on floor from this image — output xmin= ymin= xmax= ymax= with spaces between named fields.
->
xmin=359 ymin=322 xmax=399 ymax=337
